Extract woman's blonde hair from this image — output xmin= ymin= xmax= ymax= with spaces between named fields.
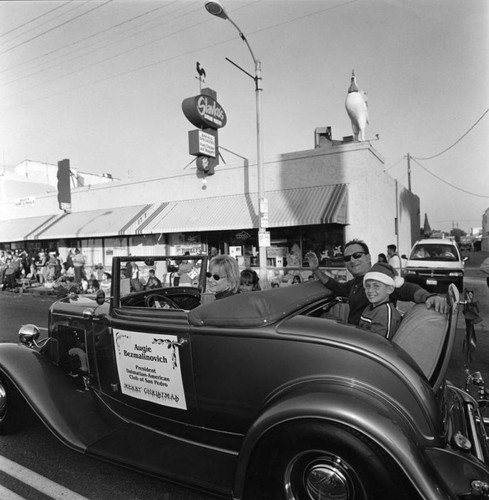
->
xmin=210 ymin=255 xmax=240 ymax=293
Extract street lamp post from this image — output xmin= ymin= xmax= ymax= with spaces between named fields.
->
xmin=205 ymin=1 xmax=268 ymax=285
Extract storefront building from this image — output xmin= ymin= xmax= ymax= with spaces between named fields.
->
xmin=0 ymin=128 xmax=420 ymax=283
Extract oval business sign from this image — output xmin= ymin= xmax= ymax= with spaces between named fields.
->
xmin=182 ymin=94 xmax=227 ymax=130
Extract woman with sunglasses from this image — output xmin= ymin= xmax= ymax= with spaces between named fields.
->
xmin=306 ymin=239 xmax=448 ymax=326
xmin=207 ymin=255 xmax=240 ymax=300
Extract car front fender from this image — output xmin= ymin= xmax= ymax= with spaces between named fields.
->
xmin=234 ymin=385 xmax=454 ymax=500
xmin=0 ymin=343 xmax=125 ymax=452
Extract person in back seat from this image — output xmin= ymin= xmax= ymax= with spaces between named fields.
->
xmin=358 ymin=263 xmax=403 ymax=339
xmin=306 ymin=239 xmax=448 ymax=326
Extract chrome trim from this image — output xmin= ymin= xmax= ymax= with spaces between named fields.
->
xmin=467 ymin=403 xmax=484 ymax=461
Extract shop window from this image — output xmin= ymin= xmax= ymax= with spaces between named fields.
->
xmin=268 ymin=224 xmax=345 ymax=269
xmin=301 ymin=224 xmax=345 ymax=267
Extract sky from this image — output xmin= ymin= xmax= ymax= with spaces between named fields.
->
xmin=1 ymin=0 xmax=488 ymax=234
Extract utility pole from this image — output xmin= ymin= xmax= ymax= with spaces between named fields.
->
xmin=407 ymin=153 xmax=411 ymax=192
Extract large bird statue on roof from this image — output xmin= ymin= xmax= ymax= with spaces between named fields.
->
xmin=345 ymin=70 xmax=369 ymax=141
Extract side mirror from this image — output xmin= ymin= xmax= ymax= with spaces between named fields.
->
xmin=96 ymin=289 xmax=106 ymax=306
xmin=19 ymin=324 xmax=41 ymax=345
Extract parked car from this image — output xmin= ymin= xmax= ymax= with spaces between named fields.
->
xmin=1 ymin=255 xmax=489 ymax=500
xmin=404 ymin=238 xmax=467 ymax=293
xmin=459 ymin=236 xmax=474 ymax=252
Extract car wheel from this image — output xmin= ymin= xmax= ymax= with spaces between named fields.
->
xmin=250 ymin=422 xmax=416 ymax=500
xmin=0 ymin=373 xmax=24 ymax=434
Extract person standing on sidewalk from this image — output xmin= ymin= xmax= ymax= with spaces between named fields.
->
xmin=387 ymin=244 xmax=402 ymax=276
xmin=72 ymin=248 xmax=86 ymax=284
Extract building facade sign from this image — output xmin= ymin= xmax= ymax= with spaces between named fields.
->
xmin=14 ymin=197 xmax=36 ymax=207
xmin=182 ymin=94 xmax=227 ymax=129
xmin=188 ymin=129 xmax=217 ymax=158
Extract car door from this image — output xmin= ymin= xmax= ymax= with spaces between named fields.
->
xmin=94 ymin=305 xmax=201 ymax=433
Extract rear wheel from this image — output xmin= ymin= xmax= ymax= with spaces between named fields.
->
xmin=247 ymin=422 xmax=417 ymax=500
xmin=0 ymin=373 xmax=25 ymax=434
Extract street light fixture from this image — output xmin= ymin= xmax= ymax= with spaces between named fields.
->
xmin=205 ymin=0 xmax=268 ymax=284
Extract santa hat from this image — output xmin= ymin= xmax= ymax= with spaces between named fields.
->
xmin=364 ymin=262 xmax=404 ymax=288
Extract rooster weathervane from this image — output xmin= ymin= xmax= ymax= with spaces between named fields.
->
xmin=196 ymin=62 xmax=206 ymax=91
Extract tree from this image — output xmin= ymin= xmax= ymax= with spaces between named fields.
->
xmin=450 ymin=228 xmax=466 ymax=243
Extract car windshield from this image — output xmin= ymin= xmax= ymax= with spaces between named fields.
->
xmin=118 ymin=255 xmax=206 ymax=295
xmin=409 ymin=244 xmax=458 ymax=262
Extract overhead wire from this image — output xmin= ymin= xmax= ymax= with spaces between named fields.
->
xmin=1 ymin=0 xmax=90 ymax=52
xmin=407 ymin=108 xmax=489 ymax=201
xmin=0 ymin=1 xmax=87 ymax=48
xmin=0 ymin=1 xmax=248 ymax=100
xmin=2 ymin=0 xmax=359 ymax=109
xmin=0 ymin=0 xmax=74 ymax=40
xmin=245 ymin=0 xmax=360 ymax=37
xmin=0 ymin=0 xmax=113 ymax=56
xmin=0 ymin=2 xmax=195 ymax=89
xmin=0 ymin=1 xmax=183 ymax=78
xmin=384 ymin=155 xmax=406 ymax=172
xmin=3 ymin=8 xmax=211 ymax=101
xmin=410 ymin=157 xmax=489 ymax=199
xmin=412 ymin=107 xmax=489 ymax=161
xmin=0 ymin=0 xmax=253 ymax=79
xmin=2 ymin=28 xmax=232 ymax=111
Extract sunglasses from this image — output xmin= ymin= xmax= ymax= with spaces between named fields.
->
xmin=206 ymin=272 xmax=227 ymax=281
xmin=344 ymin=252 xmax=366 ymax=262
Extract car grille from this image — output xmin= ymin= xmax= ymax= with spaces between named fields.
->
xmin=411 ymin=269 xmax=462 ymax=278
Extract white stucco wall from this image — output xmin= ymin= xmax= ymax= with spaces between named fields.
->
xmin=0 ymin=139 xmax=420 ymax=254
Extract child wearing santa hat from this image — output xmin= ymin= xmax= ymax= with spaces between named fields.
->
xmin=358 ymin=262 xmax=404 ymax=339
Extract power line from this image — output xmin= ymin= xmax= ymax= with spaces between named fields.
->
xmin=384 ymin=155 xmax=406 ymax=172
xmin=411 ymin=157 xmax=489 ymax=199
xmin=0 ymin=0 xmax=74 ymax=39
xmin=0 ymin=0 xmax=113 ymax=56
xmin=0 ymin=1 xmax=87 ymax=49
xmin=0 ymin=2 xmax=194 ymax=90
xmin=0 ymin=1 xmax=183 ymax=78
xmin=3 ymin=10 xmax=213 ymax=102
xmin=2 ymin=0 xmax=360 ymax=108
xmin=247 ymin=0 xmax=360 ymax=37
xmin=412 ymin=107 xmax=489 ymax=161
xmin=2 ymin=31 xmax=230 ymax=111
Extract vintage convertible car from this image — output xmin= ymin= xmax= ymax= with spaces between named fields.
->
xmin=1 ymin=255 xmax=489 ymax=500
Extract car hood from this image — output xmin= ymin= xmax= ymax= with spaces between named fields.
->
xmin=52 ymin=294 xmax=110 ymax=317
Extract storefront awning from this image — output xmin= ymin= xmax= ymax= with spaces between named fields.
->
xmin=0 ymin=214 xmax=58 ymax=243
xmin=269 ymin=184 xmax=348 ymax=227
xmin=142 ymin=184 xmax=348 ymax=234
xmin=34 ymin=204 xmax=151 ymax=240
xmin=1 ymin=185 xmax=348 ymax=243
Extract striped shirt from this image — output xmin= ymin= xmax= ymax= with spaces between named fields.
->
xmin=358 ymin=301 xmax=402 ymax=339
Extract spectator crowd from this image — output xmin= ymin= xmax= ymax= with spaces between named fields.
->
xmin=0 ymin=247 xmax=110 ymax=295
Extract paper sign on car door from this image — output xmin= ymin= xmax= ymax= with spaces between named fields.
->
xmin=113 ymin=329 xmax=187 ymax=410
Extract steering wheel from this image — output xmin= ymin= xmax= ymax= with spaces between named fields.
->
xmin=145 ymin=294 xmax=180 ymax=309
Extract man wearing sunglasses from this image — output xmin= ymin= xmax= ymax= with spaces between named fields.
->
xmin=306 ymin=239 xmax=448 ymax=326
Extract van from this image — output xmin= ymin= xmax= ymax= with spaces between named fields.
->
xmin=404 ymin=238 xmax=466 ymax=293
